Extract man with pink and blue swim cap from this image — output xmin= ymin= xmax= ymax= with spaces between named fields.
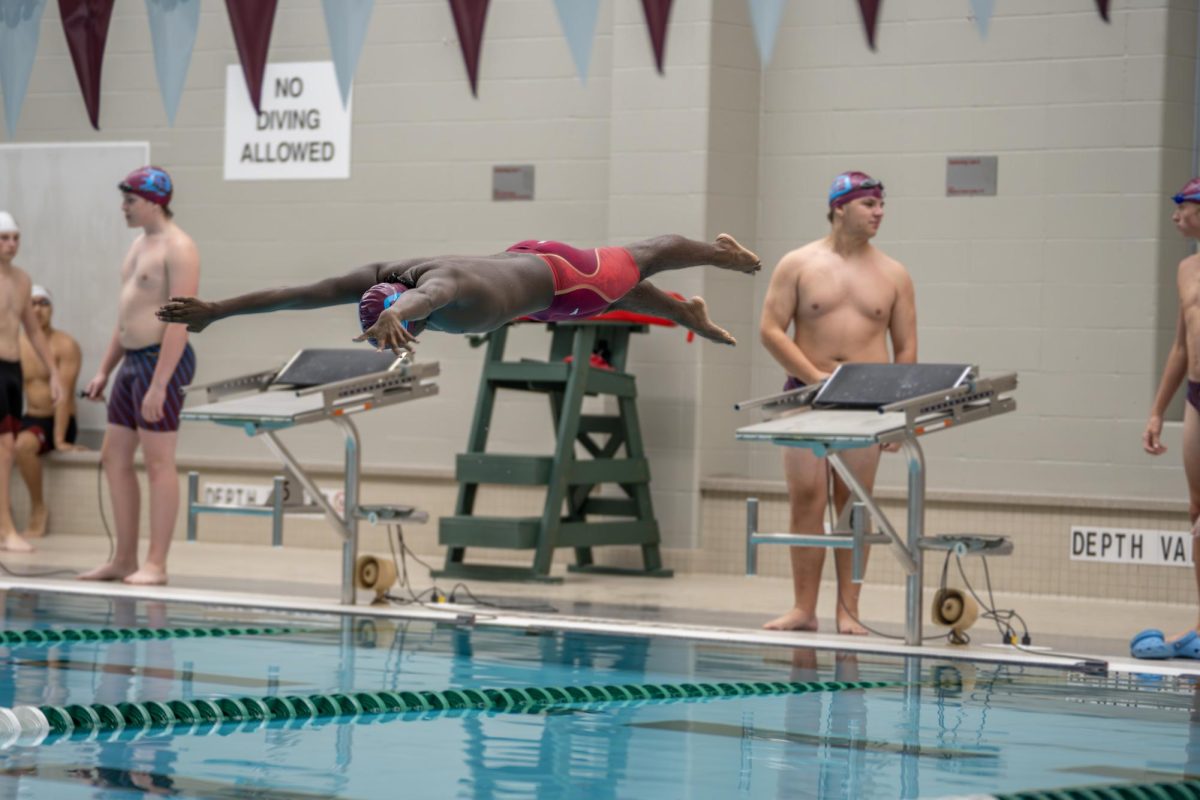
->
xmin=158 ymin=233 xmax=762 ymax=353
xmin=79 ymin=166 xmax=198 ymax=587
xmin=759 ymin=170 xmax=916 ymax=636
xmin=1139 ymin=177 xmax=1200 ymax=659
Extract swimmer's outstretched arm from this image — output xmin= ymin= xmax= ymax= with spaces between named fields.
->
xmin=354 ymin=275 xmax=459 ymax=353
xmin=157 ymin=263 xmax=386 ymax=332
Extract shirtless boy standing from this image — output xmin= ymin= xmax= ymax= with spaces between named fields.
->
xmin=80 ymin=167 xmax=199 ymax=585
xmin=1144 ymin=177 xmax=1200 ymax=640
xmin=759 ymin=171 xmax=917 ymax=633
xmin=0 ymin=213 xmax=62 ymax=552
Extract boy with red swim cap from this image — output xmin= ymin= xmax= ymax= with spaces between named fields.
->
xmin=80 ymin=166 xmax=199 ymax=586
xmin=1142 ymin=177 xmax=1200 ymax=655
xmin=759 ymin=170 xmax=917 ymax=635
xmin=158 ymin=234 xmax=762 ymax=352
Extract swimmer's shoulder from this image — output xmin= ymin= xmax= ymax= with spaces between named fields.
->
xmin=1179 ymin=251 xmax=1200 ymax=277
xmin=775 ymin=240 xmax=826 ymax=274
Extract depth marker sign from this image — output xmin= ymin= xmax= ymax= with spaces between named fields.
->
xmin=1069 ymin=526 xmax=1193 ymax=567
xmin=224 ymin=62 xmax=351 ymax=181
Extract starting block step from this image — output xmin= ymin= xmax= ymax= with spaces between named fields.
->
xmin=355 ymin=505 xmax=430 ymax=525
xmin=918 ymin=534 xmax=1012 ymax=556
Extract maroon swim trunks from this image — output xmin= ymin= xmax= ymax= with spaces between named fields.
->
xmin=107 ymin=344 xmax=196 ymax=432
xmin=506 ymin=240 xmax=641 ymax=322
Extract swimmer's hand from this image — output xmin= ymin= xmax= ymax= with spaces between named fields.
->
xmin=157 ymin=297 xmax=218 ymax=333
xmin=83 ymin=372 xmax=108 ymax=402
xmin=354 ymin=307 xmax=419 ymax=355
xmin=1143 ymin=415 xmax=1168 ymax=455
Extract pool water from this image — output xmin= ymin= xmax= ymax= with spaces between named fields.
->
xmin=0 ymin=591 xmax=1193 ymax=799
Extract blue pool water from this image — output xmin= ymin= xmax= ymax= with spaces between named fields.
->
xmin=0 ymin=591 xmax=1192 ymax=799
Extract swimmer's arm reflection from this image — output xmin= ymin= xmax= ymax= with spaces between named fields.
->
xmin=156 ymin=261 xmax=414 ymax=332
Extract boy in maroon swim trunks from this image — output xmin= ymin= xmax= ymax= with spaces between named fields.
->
xmin=79 ymin=166 xmax=200 ymax=587
xmin=1145 ymin=176 xmax=1200 ymax=643
xmin=158 ymin=233 xmax=762 ymax=352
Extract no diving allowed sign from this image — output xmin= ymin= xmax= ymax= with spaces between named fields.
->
xmin=1070 ymin=526 xmax=1192 ymax=567
xmin=224 ymin=62 xmax=351 ymax=181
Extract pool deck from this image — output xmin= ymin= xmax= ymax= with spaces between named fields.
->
xmin=0 ymin=534 xmax=1195 ymax=677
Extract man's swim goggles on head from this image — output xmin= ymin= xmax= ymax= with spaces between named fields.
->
xmin=1173 ymin=178 xmax=1200 ymax=204
xmin=828 ymin=172 xmax=885 ymax=209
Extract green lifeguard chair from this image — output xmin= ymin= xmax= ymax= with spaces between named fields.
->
xmin=434 ymin=320 xmax=674 ymax=582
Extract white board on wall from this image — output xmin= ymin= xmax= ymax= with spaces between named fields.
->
xmin=0 ymin=142 xmax=149 ymax=432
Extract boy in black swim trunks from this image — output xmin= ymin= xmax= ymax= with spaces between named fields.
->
xmin=16 ymin=285 xmax=85 ymax=538
xmin=1145 ymin=177 xmax=1200 ymax=642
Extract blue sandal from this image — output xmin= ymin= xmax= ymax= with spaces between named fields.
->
xmin=1173 ymin=630 xmax=1200 ymax=659
xmin=1130 ymin=629 xmax=1173 ymax=659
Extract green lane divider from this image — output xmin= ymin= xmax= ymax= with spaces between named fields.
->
xmin=990 ymin=779 xmax=1200 ymax=799
xmin=0 ymin=626 xmax=308 ymax=646
xmin=0 ymin=679 xmax=899 ymax=746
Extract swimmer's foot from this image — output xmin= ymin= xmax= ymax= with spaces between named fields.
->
xmin=764 ymin=608 xmax=819 ymax=632
xmin=78 ymin=562 xmax=137 ymax=582
xmin=680 ymin=296 xmax=736 ymax=346
xmin=123 ymin=565 xmax=168 ymax=586
xmin=0 ymin=531 xmax=34 ymax=553
xmin=836 ymin=610 xmax=869 ymax=636
xmin=23 ymin=505 xmax=48 ymax=538
xmin=714 ymin=233 xmax=761 ymax=274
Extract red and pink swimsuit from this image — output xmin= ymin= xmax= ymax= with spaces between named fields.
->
xmin=506 ymin=240 xmax=641 ymax=322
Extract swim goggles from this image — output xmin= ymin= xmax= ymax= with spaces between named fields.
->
xmin=1173 ymin=191 xmax=1200 ymax=204
xmin=381 ymin=291 xmax=411 ymax=331
xmin=829 ymin=176 xmax=884 ymax=203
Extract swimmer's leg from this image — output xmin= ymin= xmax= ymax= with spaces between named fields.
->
xmin=625 ymin=233 xmax=760 ymax=279
xmin=611 ymin=283 xmax=736 ymax=346
xmin=1183 ymin=402 xmax=1200 ymax=636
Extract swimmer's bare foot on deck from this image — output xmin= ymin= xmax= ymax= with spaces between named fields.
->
xmin=0 ymin=531 xmax=33 ymax=553
xmin=764 ymin=608 xmax=819 ymax=632
xmin=680 ymin=296 xmax=736 ymax=345
xmin=714 ymin=234 xmax=761 ymax=274
xmin=23 ymin=505 xmax=47 ymax=539
xmin=124 ymin=565 xmax=167 ymax=586
xmin=78 ymin=562 xmax=137 ymax=582
xmin=836 ymin=609 xmax=869 ymax=636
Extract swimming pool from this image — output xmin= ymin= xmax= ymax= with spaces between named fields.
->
xmin=0 ymin=590 xmax=1193 ymax=799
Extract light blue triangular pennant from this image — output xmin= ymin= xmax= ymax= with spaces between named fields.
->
xmin=552 ymin=0 xmax=599 ymax=83
xmin=145 ymin=0 xmax=200 ymax=126
xmin=969 ymin=0 xmax=995 ymax=39
xmin=747 ymin=0 xmax=786 ymax=67
xmin=322 ymin=0 xmax=373 ymax=107
xmin=0 ymin=0 xmax=47 ymax=137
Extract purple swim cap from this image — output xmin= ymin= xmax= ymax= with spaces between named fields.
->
xmin=829 ymin=171 xmax=884 ymax=209
xmin=359 ymin=282 xmax=409 ymax=346
xmin=1174 ymin=177 xmax=1200 ymax=205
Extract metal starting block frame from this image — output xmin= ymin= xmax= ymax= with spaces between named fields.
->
xmin=736 ymin=364 xmax=1018 ymax=645
xmin=181 ymin=349 xmax=439 ymax=604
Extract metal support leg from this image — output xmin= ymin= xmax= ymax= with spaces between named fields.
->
xmin=850 ymin=503 xmax=866 ymax=583
xmin=271 ymin=476 xmax=284 ymax=547
xmin=901 ymin=435 xmax=926 ymax=646
xmin=187 ymin=472 xmax=199 ymax=542
xmin=333 ymin=416 xmax=361 ymax=606
xmin=745 ymin=498 xmax=759 ymax=576
xmin=826 ymin=454 xmax=918 ymax=575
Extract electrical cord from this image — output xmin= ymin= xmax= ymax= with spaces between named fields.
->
xmin=381 ymin=524 xmax=553 ymax=615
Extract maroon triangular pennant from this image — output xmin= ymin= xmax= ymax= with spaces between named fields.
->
xmin=640 ymin=0 xmax=673 ymax=74
xmin=1095 ymin=0 xmax=1110 ymax=22
xmin=449 ymin=0 xmax=490 ymax=97
xmin=857 ymin=0 xmax=881 ymax=50
xmin=58 ymin=0 xmax=114 ymax=130
xmin=226 ymin=0 xmax=277 ymax=113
